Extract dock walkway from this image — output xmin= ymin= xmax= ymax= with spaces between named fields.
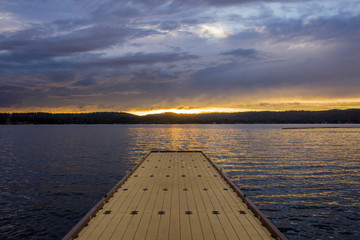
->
xmin=63 ymin=151 xmax=286 ymax=240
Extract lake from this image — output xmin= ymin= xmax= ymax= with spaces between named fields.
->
xmin=0 ymin=124 xmax=359 ymax=239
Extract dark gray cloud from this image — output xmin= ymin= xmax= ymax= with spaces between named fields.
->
xmin=0 ymin=25 xmax=135 ymax=54
xmin=221 ymin=48 xmax=258 ymax=56
xmin=220 ymin=48 xmax=269 ymax=61
xmin=158 ymin=21 xmax=182 ymax=31
xmin=51 ymin=72 xmax=78 ymax=83
xmin=207 ymin=0 xmax=311 ymax=5
xmin=73 ymin=77 xmax=97 ymax=87
xmin=264 ymin=16 xmax=360 ymax=43
xmin=0 ymin=22 xmax=184 ymax=74
xmin=188 ymin=48 xmax=360 ymax=96
xmin=89 ymin=52 xmax=198 ymax=67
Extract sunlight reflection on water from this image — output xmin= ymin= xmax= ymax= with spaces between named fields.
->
xmin=0 ymin=124 xmax=359 ymax=239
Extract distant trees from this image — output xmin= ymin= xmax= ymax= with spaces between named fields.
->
xmin=140 ymin=110 xmax=360 ymax=124
xmin=0 ymin=113 xmax=10 ymax=124
xmin=0 ymin=109 xmax=359 ymax=124
xmin=3 ymin=112 xmax=139 ymax=124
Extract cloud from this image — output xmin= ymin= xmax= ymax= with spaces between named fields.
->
xmin=0 ymin=25 xmax=135 ymax=54
xmin=206 ymin=0 xmax=311 ymax=6
xmin=89 ymin=52 xmax=199 ymax=67
xmin=73 ymin=77 xmax=97 ymax=87
xmin=264 ymin=16 xmax=360 ymax=43
xmin=220 ymin=48 xmax=269 ymax=61
xmin=51 ymin=72 xmax=78 ymax=83
xmin=0 ymin=0 xmax=360 ymax=112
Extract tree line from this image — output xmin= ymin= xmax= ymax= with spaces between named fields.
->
xmin=0 ymin=109 xmax=359 ymax=124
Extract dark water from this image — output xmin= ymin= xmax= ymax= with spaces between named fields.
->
xmin=0 ymin=124 xmax=359 ymax=239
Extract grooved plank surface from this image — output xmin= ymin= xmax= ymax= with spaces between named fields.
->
xmin=74 ymin=152 xmax=276 ymax=240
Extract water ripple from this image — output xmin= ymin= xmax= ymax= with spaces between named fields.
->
xmin=0 ymin=124 xmax=359 ymax=239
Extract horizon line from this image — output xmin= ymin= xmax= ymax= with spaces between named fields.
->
xmin=1 ymin=108 xmax=359 ymax=116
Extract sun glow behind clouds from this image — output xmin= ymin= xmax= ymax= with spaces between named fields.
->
xmin=128 ymin=107 xmax=248 ymax=116
xmin=128 ymin=99 xmax=360 ymax=116
xmin=197 ymin=25 xmax=230 ymax=39
xmin=2 ymin=98 xmax=359 ymax=114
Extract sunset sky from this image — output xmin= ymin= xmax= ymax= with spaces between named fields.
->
xmin=0 ymin=0 xmax=359 ymax=115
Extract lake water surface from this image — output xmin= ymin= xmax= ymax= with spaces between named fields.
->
xmin=0 ymin=124 xmax=359 ymax=239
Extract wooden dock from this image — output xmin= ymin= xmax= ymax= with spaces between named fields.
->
xmin=63 ymin=151 xmax=286 ymax=240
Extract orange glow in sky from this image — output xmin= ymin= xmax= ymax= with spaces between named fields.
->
xmin=1 ymin=99 xmax=359 ymax=115
xmin=128 ymin=107 xmax=248 ymax=116
xmin=128 ymin=99 xmax=360 ymax=116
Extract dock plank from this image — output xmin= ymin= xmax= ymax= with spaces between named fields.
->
xmin=65 ymin=151 xmax=286 ymax=240
xmin=194 ymin=153 xmax=273 ymax=240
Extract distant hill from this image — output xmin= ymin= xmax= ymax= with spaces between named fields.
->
xmin=0 ymin=112 xmax=139 ymax=124
xmin=1 ymin=109 xmax=360 ymax=124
